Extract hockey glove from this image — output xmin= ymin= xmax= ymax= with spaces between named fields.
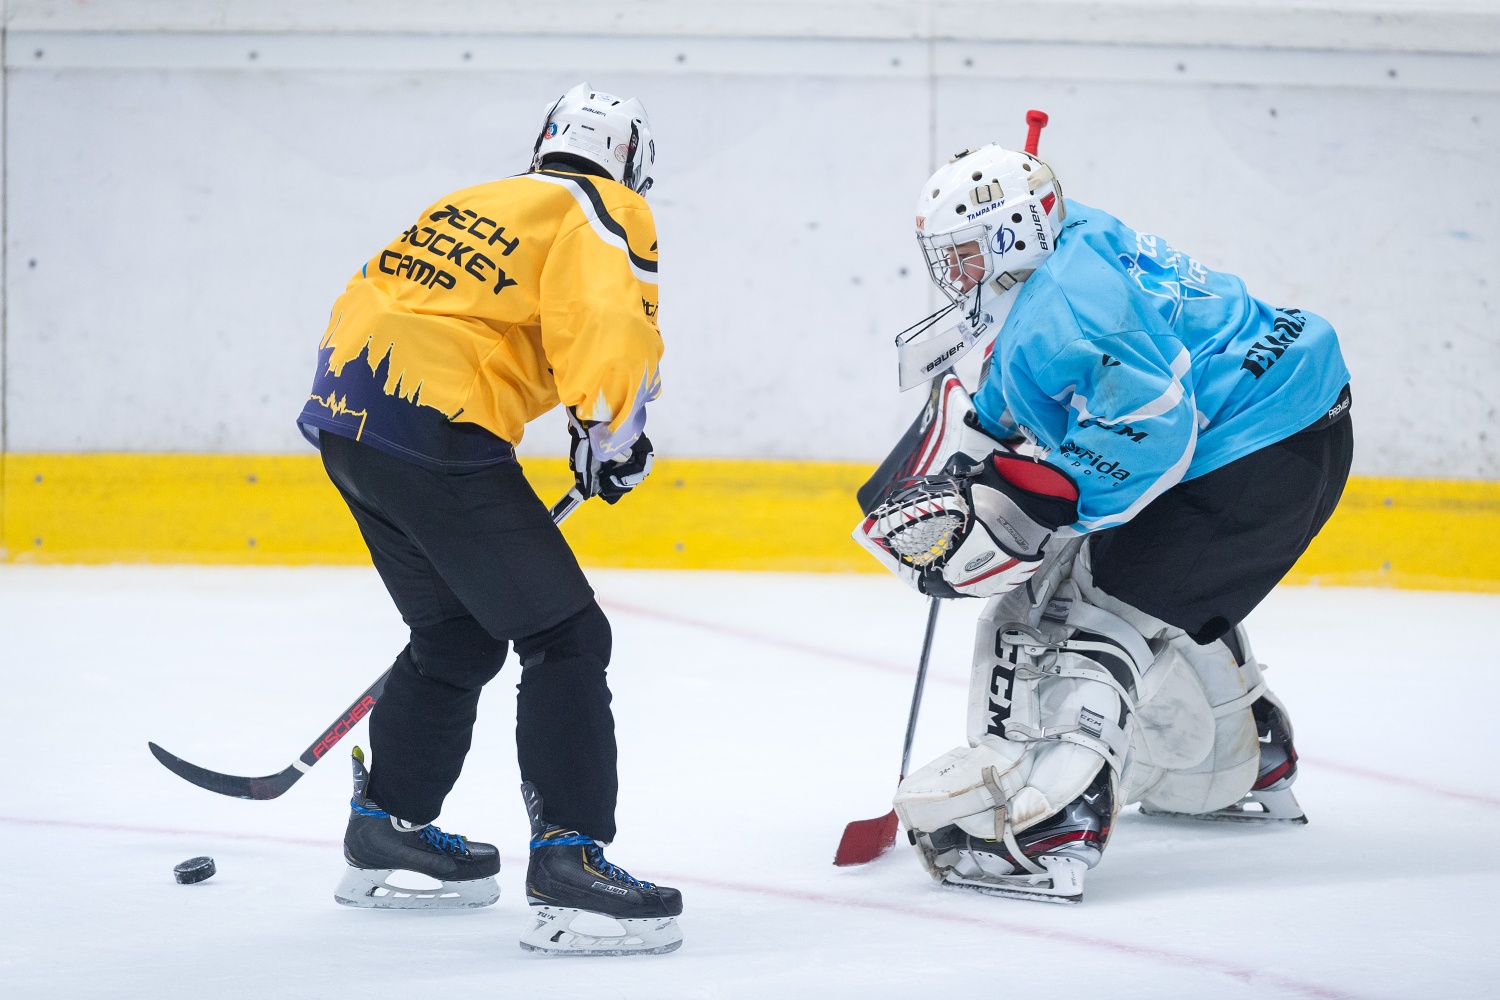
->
xmin=567 ymin=409 xmax=655 ymax=505
xmin=853 ymin=452 xmax=1079 ymax=599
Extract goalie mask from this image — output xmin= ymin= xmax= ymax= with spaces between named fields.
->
xmin=915 ymin=143 xmax=1065 ymax=305
xmin=531 ymin=82 xmax=656 ymax=195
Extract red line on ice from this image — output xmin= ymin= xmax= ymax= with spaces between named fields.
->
xmin=603 ymin=600 xmax=1500 ymax=807
xmin=667 ymin=873 xmax=1369 ymax=1000
xmin=0 ymin=814 xmax=340 ymax=848
xmin=0 ymin=814 xmax=1368 ymax=1000
xmin=1299 ymin=757 xmax=1500 ymax=809
xmin=600 ymin=597 xmax=968 ymax=685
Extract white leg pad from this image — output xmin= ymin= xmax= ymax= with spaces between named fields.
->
xmin=1074 ymin=547 xmax=1265 ymax=816
xmin=895 ymin=543 xmax=1151 ymax=902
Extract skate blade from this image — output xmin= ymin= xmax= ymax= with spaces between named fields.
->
xmin=519 ymin=906 xmax=683 ymax=956
xmin=333 ymin=866 xmax=499 ymax=909
xmin=941 ymin=854 xmax=1085 ymax=905
xmin=1141 ymin=786 xmax=1308 ymax=825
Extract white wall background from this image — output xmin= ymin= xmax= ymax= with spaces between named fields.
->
xmin=3 ymin=0 xmax=1498 ymax=476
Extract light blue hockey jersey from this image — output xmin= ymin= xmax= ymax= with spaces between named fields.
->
xmin=973 ymin=201 xmax=1350 ymax=532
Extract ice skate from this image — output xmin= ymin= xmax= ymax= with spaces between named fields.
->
xmin=333 ymin=748 xmax=500 ymax=909
xmin=518 ymin=782 xmax=683 ymax=956
xmin=1140 ymin=696 xmax=1309 ymax=825
xmin=913 ymin=767 xmax=1113 ymax=905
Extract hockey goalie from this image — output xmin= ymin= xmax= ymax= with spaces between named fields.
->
xmin=854 ymin=114 xmax=1353 ymax=904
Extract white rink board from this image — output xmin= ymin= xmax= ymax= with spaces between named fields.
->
xmin=2 ymin=565 xmax=1498 ymax=999
xmin=3 ymin=16 xmax=1499 ymax=476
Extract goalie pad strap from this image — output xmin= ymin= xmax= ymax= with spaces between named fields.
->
xmin=1002 ymin=821 xmax=1049 ymax=875
xmin=1065 ymin=602 xmax=1154 ymax=685
xmin=1003 ymin=712 xmax=1130 ymax=771
xmin=1211 ymin=679 xmax=1268 ymax=719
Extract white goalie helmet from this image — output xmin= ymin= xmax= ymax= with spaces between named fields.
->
xmin=915 ymin=143 xmax=1066 ymax=304
xmin=530 ymin=82 xmax=656 ymax=195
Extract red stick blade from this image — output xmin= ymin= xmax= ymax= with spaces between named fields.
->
xmin=834 ymin=810 xmax=900 ymax=866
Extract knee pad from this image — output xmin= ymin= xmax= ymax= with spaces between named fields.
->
xmin=1073 ymin=544 xmax=1269 ymax=815
xmin=407 ymin=616 xmax=508 ymax=691
xmin=515 ymin=600 xmax=612 ymax=672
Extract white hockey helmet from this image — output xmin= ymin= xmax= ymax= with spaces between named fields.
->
xmin=530 ymin=82 xmax=656 ymax=195
xmin=915 ymin=133 xmax=1065 ymax=304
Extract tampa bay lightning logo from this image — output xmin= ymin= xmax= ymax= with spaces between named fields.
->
xmin=990 ymin=225 xmax=1016 ymax=256
xmin=1119 ymin=233 xmax=1219 ymax=325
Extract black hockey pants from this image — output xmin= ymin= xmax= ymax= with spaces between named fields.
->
xmin=1088 ymin=386 xmax=1354 ymax=645
xmin=320 ymin=431 xmax=619 ymax=841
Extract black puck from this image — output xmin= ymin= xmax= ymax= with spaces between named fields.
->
xmin=174 ymin=856 xmax=216 ymax=884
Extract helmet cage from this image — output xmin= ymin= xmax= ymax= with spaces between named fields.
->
xmin=918 ymin=222 xmax=995 ymax=306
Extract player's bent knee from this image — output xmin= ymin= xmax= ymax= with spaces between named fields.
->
xmin=407 ymin=616 xmax=508 ymax=690
xmin=515 ymin=600 xmax=612 ymax=671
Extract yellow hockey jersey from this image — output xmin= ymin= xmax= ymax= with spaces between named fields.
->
xmin=298 ymin=168 xmax=662 ymax=469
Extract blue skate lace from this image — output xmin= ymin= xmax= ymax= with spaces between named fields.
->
xmin=527 ymin=829 xmax=654 ymax=889
xmin=584 ymin=843 xmax=653 ymax=888
xmin=351 ymin=798 xmax=468 ymax=855
xmin=418 ymin=824 xmax=469 ymax=855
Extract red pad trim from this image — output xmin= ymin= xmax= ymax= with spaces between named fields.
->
xmin=1041 ymin=192 xmax=1056 ymax=215
xmin=991 ymin=454 xmax=1079 ymax=501
xmin=957 ymin=556 xmax=1021 ymax=587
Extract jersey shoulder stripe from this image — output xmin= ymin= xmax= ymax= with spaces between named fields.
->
xmin=524 ymin=170 xmax=658 ymax=283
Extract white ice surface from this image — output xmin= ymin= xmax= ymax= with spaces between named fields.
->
xmin=2 ymin=566 xmax=1498 ymax=999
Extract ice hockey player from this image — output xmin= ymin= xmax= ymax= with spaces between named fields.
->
xmin=856 ymin=114 xmax=1352 ymax=903
xmin=296 ymin=83 xmax=683 ymax=953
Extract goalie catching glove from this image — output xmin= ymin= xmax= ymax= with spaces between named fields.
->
xmin=854 ymin=453 xmax=1079 ymax=598
xmin=567 ymin=409 xmax=655 ymax=505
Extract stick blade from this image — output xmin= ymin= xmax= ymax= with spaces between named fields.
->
xmin=834 ymin=810 xmax=900 ymax=867
xmin=148 ymin=742 xmax=302 ymax=801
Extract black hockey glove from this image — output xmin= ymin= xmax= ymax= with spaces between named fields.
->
xmin=568 ymin=410 xmax=655 ymax=505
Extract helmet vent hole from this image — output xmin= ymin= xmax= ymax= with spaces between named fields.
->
xmin=1023 ymin=163 xmax=1032 ymax=171
xmin=971 ymin=170 xmax=983 ymax=181
xmin=955 ymin=204 xmax=967 ymax=213
xmin=931 ymin=189 xmax=940 ymax=198
xmin=1016 ymin=240 xmax=1027 ymax=251
xmin=1011 ymin=213 xmax=1023 ymax=223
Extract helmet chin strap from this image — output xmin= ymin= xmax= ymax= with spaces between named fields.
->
xmin=966 ymin=275 xmax=985 ymax=327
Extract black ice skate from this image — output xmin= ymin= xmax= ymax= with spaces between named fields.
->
xmin=914 ymin=767 xmax=1115 ymax=905
xmin=332 ymin=747 xmax=500 ymax=909
xmin=1141 ymin=695 xmax=1309 ymax=825
xmin=519 ymin=782 xmax=683 ymax=956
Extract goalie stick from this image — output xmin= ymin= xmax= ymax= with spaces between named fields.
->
xmin=836 ymin=369 xmax=977 ymax=865
xmin=834 ymin=595 xmax=940 ymax=866
xmin=148 ymin=486 xmax=587 ymax=801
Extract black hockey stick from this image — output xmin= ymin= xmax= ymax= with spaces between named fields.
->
xmin=148 ymin=487 xmax=588 ymax=800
